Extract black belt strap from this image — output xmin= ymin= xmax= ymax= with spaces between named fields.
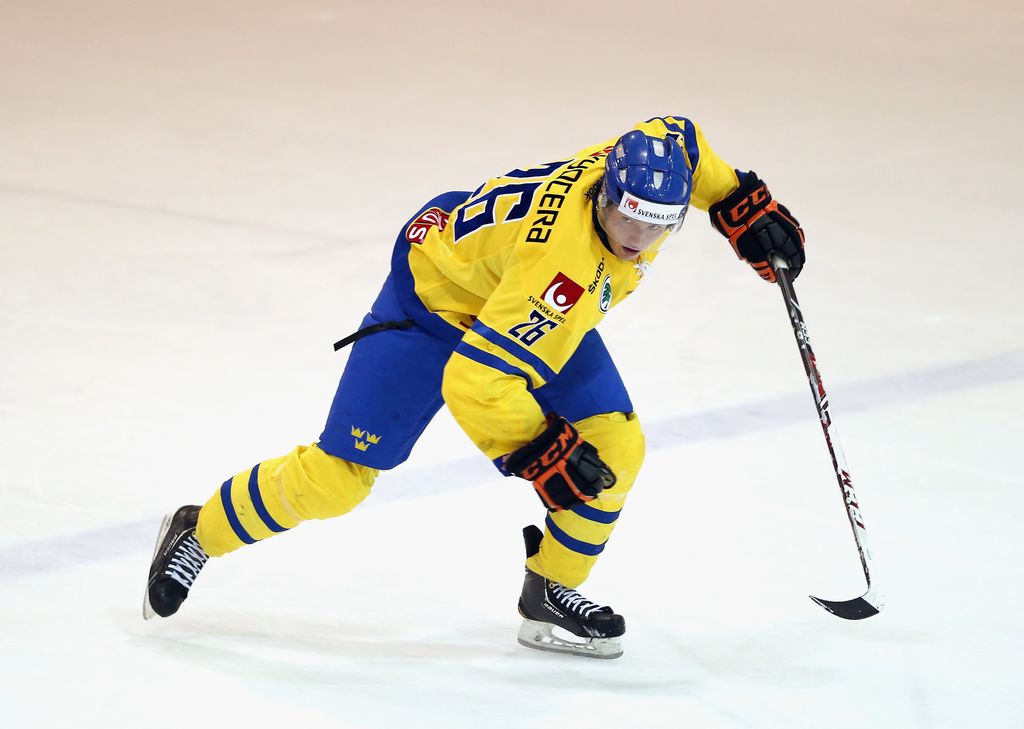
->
xmin=333 ymin=319 xmax=414 ymax=351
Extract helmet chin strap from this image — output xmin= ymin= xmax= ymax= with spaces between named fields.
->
xmin=590 ymin=196 xmax=614 ymax=255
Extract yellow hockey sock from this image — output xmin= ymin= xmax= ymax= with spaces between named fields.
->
xmin=196 ymin=444 xmax=378 ymax=557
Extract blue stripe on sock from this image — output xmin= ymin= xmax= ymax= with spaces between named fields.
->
xmin=570 ymin=502 xmax=621 ymax=524
xmin=545 ymin=514 xmax=606 ymax=556
xmin=220 ymin=478 xmax=256 ymax=545
xmin=247 ymin=464 xmax=287 ymax=533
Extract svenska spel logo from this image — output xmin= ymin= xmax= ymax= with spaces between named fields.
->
xmin=626 ymin=198 xmax=639 ymax=212
xmin=405 ymin=207 xmax=450 ymax=244
xmin=541 ymin=273 xmax=585 ymax=313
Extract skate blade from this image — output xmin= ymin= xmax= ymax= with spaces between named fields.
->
xmin=517 ymin=619 xmax=623 ymax=659
xmin=142 ymin=510 xmax=175 ymax=620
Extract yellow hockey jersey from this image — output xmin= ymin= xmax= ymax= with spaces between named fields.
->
xmin=406 ymin=116 xmax=739 ymax=458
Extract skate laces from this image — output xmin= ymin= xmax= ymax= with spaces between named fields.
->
xmin=164 ymin=534 xmax=208 ymax=589
xmin=549 ymin=582 xmax=608 ymax=618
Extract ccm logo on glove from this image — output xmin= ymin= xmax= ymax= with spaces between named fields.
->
xmin=724 ymin=186 xmax=769 ymax=222
xmin=709 ymin=172 xmax=806 ymax=283
xmin=505 ymin=415 xmax=616 ymax=512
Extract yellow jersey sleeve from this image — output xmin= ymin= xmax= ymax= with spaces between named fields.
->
xmin=443 ymin=238 xmax=603 ymax=458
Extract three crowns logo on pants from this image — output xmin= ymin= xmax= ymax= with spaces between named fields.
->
xmin=351 ymin=426 xmax=382 ymax=452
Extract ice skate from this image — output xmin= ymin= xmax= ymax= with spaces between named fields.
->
xmin=143 ymin=505 xmax=208 ymax=619
xmin=516 ymin=525 xmax=625 ymax=659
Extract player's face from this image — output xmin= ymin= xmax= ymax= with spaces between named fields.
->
xmin=600 ymin=206 xmax=671 ymax=261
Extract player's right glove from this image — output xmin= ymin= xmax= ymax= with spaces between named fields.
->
xmin=505 ymin=414 xmax=616 ymax=512
xmin=709 ymin=171 xmax=806 ymax=283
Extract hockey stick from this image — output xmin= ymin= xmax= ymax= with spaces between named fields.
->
xmin=771 ymin=256 xmax=883 ymax=620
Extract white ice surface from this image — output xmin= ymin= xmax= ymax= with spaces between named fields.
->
xmin=2 ymin=1 xmax=1023 ymax=727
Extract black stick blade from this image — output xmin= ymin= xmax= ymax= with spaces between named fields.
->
xmin=810 ymin=593 xmax=882 ymax=620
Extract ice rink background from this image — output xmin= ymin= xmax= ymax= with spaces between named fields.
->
xmin=2 ymin=1 xmax=1022 ymax=727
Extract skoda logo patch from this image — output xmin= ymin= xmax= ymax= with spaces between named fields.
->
xmin=599 ymin=275 xmax=612 ymax=313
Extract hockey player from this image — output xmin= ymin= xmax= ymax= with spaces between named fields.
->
xmin=144 ymin=116 xmax=805 ymax=659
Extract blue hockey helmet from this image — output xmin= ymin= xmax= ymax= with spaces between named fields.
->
xmin=602 ymin=130 xmax=692 ymax=229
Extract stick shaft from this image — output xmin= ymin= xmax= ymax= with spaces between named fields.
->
xmin=774 ymin=266 xmax=876 ymax=587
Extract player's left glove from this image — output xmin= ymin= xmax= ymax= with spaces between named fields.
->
xmin=505 ymin=414 xmax=616 ymax=512
xmin=709 ymin=171 xmax=806 ymax=283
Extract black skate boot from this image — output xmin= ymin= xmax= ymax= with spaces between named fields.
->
xmin=143 ymin=505 xmax=208 ymax=619
xmin=516 ymin=525 xmax=625 ymax=659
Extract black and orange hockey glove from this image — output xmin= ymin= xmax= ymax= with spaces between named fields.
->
xmin=709 ymin=172 xmax=806 ymax=283
xmin=505 ymin=415 xmax=616 ymax=512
